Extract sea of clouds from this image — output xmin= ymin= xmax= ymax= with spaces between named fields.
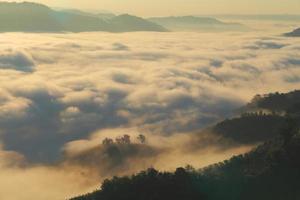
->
xmin=0 ymin=31 xmax=300 ymax=199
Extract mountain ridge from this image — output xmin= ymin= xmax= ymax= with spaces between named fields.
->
xmin=0 ymin=2 xmax=249 ymax=33
xmin=148 ymin=16 xmax=249 ymax=31
xmin=0 ymin=2 xmax=167 ymax=32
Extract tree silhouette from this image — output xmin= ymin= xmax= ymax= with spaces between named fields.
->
xmin=137 ymin=134 xmax=146 ymax=144
xmin=116 ymin=134 xmax=131 ymax=144
xmin=102 ymin=138 xmax=114 ymax=146
xmin=280 ymin=117 xmax=299 ymax=147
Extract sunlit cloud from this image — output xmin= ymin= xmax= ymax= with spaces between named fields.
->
xmin=0 ymin=31 xmax=299 ymax=199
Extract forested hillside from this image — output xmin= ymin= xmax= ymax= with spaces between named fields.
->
xmin=71 ymin=90 xmax=300 ymax=200
xmin=207 ymin=90 xmax=300 ymax=145
xmin=71 ymin=118 xmax=300 ymax=200
xmin=284 ymin=28 xmax=300 ymax=37
xmin=246 ymin=90 xmax=300 ymax=114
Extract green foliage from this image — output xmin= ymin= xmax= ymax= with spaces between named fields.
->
xmin=211 ymin=90 xmax=300 ymax=145
xmin=71 ymin=91 xmax=300 ymax=200
xmin=213 ymin=113 xmax=286 ymax=144
xmin=71 ymin=167 xmax=205 ymax=200
xmin=249 ymin=90 xmax=300 ymax=113
xmin=71 ymin=117 xmax=300 ymax=200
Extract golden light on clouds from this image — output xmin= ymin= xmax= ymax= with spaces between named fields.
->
xmin=0 ymin=29 xmax=299 ymax=199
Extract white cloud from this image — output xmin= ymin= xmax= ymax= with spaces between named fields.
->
xmin=0 ymin=31 xmax=299 ymax=199
xmin=0 ymin=50 xmax=34 ymax=72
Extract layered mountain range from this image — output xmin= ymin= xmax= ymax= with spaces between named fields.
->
xmin=0 ymin=2 xmax=249 ymax=32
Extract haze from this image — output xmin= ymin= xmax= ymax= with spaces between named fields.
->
xmin=5 ymin=0 xmax=300 ymax=16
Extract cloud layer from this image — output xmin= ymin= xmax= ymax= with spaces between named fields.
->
xmin=0 ymin=31 xmax=299 ymax=199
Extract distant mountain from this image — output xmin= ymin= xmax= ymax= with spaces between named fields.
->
xmin=61 ymin=9 xmax=116 ymax=20
xmin=0 ymin=2 xmax=167 ymax=32
xmin=284 ymin=28 xmax=300 ymax=37
xmin=62 ymin=9 xmax=101 ymax=17
xmin=148 ymin=16 xmax=249 ymax=31
xmin=97 ymin=13 xmax=116 ymax=20
xmin=0 ymin=2 xmax=104 ymax=32
xmin=108 ymin=14 xmax=168 ymax=32
xmin=214 ymin=14 xmax=300 ymax=21
xmin=71 ymin=117 xmax=300 ymax=200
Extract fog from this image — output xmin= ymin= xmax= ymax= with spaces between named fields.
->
xmin=0 ymin=28 xmax=300 ymax=199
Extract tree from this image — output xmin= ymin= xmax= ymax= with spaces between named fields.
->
xmin=251 ymin=94 xmax=262 ymax=104
xmin=102 ymin=138 xmax=114 ymax=146
xmin=175 ymin=167 xmax=188 ymax=178
xmin=116 ymin=134 xmax=131 ymax=144
xmin=137 ymin=134 xmax=146 ymax=144
xmin=185 ymin=165 xmax=196 ymax=173
xmin=280 ymin=117 xmax=299 ymax=147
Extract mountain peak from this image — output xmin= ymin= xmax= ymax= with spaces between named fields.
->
xmin=0 ymin=3 xmax=167 ymax=33
xmin=0 ymin=1 xmax=50 ymax=9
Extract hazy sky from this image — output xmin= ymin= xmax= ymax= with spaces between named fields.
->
xmin=8 ymin=0 xmax=300 ymax=16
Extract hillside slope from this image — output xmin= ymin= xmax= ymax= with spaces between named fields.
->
xmin=107 ymin=14 xmax=168 ymax=32
xmin=71 ymin=90 xmax=300 ymax=200
xmin=0 ymin=2 xmax=167 ymax=32
xmin=71 ymin=118 xmax=300 ymax=200
xmin=205 ymin=90 xmax=300 ymax=145
xmin=284 ymin=28 xmax=300 ymax=37
xmin=245 ymin=90 xmax=300 ymax=113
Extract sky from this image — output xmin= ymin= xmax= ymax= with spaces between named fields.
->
xmin=6 ymin=0 xmax=300 ymax=16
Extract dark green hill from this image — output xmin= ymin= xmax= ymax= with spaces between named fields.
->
xmin=211 ymin=114 xmax=286 ymax=144
xmin=246 ymin=90 xmax=300 ymax=114
xmin=70 ymin=90 xmax=300 ymax=200
xmin=284 ymin=28 xmax=300 ymax=37
xmin=205 ymin=90 xmax=300 ymax=145
xmin=0 ymin=2 xmax=167 ymax=32
xmin=71 ymin=118 xmax=300 ymax=200
xmin=199 ymin=118 xmax=300 ymax=200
